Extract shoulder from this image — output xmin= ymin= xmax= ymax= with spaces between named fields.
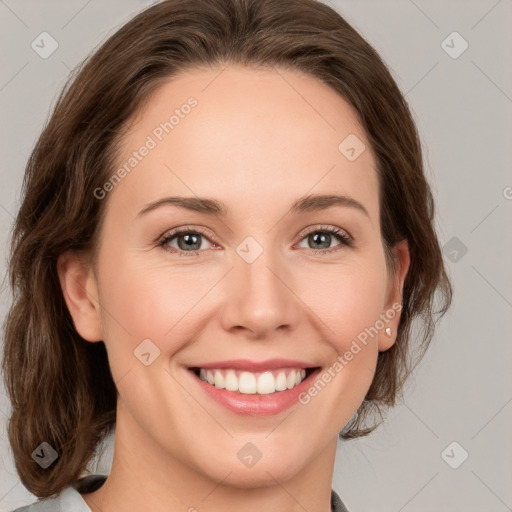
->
xmin=7 ymin=474 xmax=107 ymax=512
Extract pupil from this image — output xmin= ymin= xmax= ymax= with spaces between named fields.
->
xmin=310 ymin=232 xmax=330 ymax=249
xmin=179 ymin=233 xmax=200 ymax=250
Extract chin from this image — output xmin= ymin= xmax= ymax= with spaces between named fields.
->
xmin=199 ymin=450 xmax=307 ymax=489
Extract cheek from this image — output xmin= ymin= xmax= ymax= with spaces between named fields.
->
xmin=96 ymin=248 xmax=221 ymax=368
xmin=296 ymin=257 xmax=388 ymax=350
xmin=294 ymin=261 xmax=387 ymax=428
xmin=99 ymin=266 xmax=190 ymax=335
xmin=108 ymin=268 xmax=190 ymax=334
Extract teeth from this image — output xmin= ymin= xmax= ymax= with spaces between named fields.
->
xmin=214 ymin=370 xmax=225 ymax=389
xmin=257 ymin=372 xmax=274 ymax=394
xmin=286 ymin=371 xmax=295 ymax=389
xmin=196 ymin=367 xmax=310 ymax=395
xmin=225 ymin=370 xmax=238 ymax=391
xmin=239 ymin=372 xmax=257 ymax=394
xmin=275 ymin=371 xmax=287 ymax=391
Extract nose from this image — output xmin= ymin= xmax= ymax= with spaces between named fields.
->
xmin=219 ymin=246 xmax=301 ymax=339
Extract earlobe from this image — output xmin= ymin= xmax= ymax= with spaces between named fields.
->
xmin=57 ymin=250 xmax=103 ymax=342
xmin=378 ymin=239 xmax=410 ymax=352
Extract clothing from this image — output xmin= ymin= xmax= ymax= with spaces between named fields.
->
xmin=9 ymin=474 xmax=349 ymax=512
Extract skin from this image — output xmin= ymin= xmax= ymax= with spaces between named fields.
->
xmin=58 ymin=64 xmax=409 ymax=512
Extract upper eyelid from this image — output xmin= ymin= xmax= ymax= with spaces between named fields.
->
xmin=295 ymin=224 xmax=352 ymax=241
xmin=160 ymin=225 xmax=219 ymax=244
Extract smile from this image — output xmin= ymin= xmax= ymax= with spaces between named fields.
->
xmin=191 ymin=367 xmax=314 ymax=395
xmin=187 ymin=363 xmax=322 ymax=416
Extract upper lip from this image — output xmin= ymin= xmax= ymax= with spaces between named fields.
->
xmin=189 ymin=358 xmax=319 ymax=372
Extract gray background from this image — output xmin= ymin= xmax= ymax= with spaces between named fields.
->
xmin=1 ymin=1 xmax=511 ymax=511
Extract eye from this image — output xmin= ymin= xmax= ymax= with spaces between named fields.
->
xmin=157 ymin=225 xmax=218 ymax=257
xmin=157 ymin=224 xmax=353 ymax=257
xmin=295 ymin=225 xmax=353 ymax=255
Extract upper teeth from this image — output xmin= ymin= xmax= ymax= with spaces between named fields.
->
xmin=198 ymin=368 xmax=307 ymax=395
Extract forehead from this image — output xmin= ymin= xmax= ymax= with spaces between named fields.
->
xmin=109 ymin=64 xmax=379 ymax=224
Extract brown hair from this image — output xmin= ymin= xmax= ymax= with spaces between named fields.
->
xmin=2 ymin=0 xmax=452 ymax=499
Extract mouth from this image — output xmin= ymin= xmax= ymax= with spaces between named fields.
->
xmin=189 ymin=366 xmax=319 ymax=395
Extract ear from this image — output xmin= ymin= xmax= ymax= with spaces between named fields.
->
xmin=378 ymin=239 xmax=410 ymax=352
xmin=57 ymin=250 xmax=103 ymax=342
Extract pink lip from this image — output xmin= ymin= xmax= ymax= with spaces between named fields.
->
xmin=188 ymin=358 xmax=317 ymax=372
xmin=187 ymin=366 xmax=322 ymax=417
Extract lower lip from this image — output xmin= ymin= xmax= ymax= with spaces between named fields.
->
xmin=188 ymin=368 xmax=321 ymax=416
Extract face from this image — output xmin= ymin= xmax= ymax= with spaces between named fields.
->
xmin=59 ymin=64 xmax=409 ymax=488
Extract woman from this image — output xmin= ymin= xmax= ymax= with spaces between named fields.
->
xmin=2 ymin=0 xmax=452 ymax=510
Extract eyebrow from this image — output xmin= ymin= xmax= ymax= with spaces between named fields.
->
xmin=137 ymin=193 xmax=370 ymax=219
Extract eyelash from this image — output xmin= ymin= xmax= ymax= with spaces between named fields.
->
xmin=156 ymin=224 xmax=353 ymax=258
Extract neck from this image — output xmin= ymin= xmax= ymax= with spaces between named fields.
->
xmin=82 ymin=401 xmax=337 ymax=512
